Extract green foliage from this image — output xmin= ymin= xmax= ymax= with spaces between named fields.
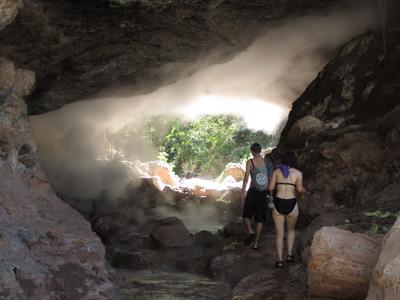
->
xmin=161 ymin=115 xmax=278 ymax=176
xmin=110 ymin=114 xmax=282 ymax=177
xmin=363 ymin=210 xmax=395 ymax=233
xmin=363 ymin=210 xmax=394 ymax=218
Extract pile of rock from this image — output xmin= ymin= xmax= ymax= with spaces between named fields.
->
xmin=93 ymin=215 xmax=224 ymax=276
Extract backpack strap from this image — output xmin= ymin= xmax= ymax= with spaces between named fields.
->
xmin=250 ymin=159 xmax=255 ymax=168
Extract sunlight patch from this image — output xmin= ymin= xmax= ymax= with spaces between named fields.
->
xmin=178 ymin=94 xmax=288 ymax=133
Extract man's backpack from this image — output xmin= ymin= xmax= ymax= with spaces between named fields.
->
xmin=251 ymin=160 xmax=269 ymax=191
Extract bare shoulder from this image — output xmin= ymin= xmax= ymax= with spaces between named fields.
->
xmin=245 ymin=159 xmax=252 ymax=169
xmin=291 ymin=168 xmax=303 ymax=178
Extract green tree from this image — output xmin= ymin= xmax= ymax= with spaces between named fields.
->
xmin=110 ymin=114 xmax=285 ymax=177
xmin=161 ymin=115 xmax=279 ymax=176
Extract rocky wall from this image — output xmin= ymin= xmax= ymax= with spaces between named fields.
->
xmin=0 ymin=3 xmax=116 ymax=297
xmin=276 ymin=26 xmax=400 ymax=221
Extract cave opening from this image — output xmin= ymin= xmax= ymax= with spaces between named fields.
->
xmin=24 ymin=3 xmax=378 ymax=280
xmin=3 ymin=0 xmax=400 ymax=298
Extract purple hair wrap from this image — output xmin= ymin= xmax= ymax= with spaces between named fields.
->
xmin=280 ymin=164 xmax=290 ymax=178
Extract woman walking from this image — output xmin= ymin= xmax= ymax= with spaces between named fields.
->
xmin=268 ymin=152 xmax=308 ymax=267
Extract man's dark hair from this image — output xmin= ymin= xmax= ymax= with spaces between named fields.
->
xmin=250 ymin=143 xmax=262 ymax=153
xmin=281 ymin=152 xmax=297 ymax=168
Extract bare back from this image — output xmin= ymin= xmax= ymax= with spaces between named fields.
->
xmin=274 ymin=168 xmax=302 ymax=199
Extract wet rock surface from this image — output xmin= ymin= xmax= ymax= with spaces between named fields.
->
xmin=232 ymin=264 xmax=307 ymax=300
xmin=117 ymin=269 xmax=230 ymax=300
xmin=110 ymin=223 xmax=309 ymax=299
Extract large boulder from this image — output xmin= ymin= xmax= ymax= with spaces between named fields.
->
xmin=300 ymin=208 xmax=349 ymax=251
xmin=367 ymin=216 xmax=400 ymax=300
xmin=308 ymin=226 xmax=382 ymax=298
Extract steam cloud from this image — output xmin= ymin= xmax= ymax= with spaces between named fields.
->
xmin=31 ymin=2 xmax=375 ymax=226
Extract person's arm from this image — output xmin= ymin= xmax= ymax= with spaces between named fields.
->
xmin=266 ymin=159 xmax=273 ymax=182
xmin=268 ymin=170 xmax=277 ymax=195
xmin=295 ymin=172 xmax=309 ymax=195
xmin=241 ymin=160 xmax=252 ymax=204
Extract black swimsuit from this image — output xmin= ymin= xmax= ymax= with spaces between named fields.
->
xmin=274 ymin=182 xmax=297 ymax=215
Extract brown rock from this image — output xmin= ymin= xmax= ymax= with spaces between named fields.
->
xmin=14 ymin=69 xmax=36 ymax=98
xmin=210 ymin=234 xmax=279 ymax=287
xmin=308 ymin=226 xmax=382 ymax=298
xmin=301 ymin=246 xmax=311 ymax=266
xmin=300 ymin=208 xmax=349 ymax=251
xmin=133 ymin=160 xmax=179 ymax=190
xmin=0 ymin=64 xmax=115 ymax=297
xmin=194 ymin=230 xmax=223 ymax=248
xmin=286 ymin=115 xmax=326 ymax=146
xmin=385 ymin=127 xmax=400 ymax=164
xmin=0 ymin=57 xmax=15 ymax=91
xmin=108 ymin=249 xmax=160 ymax=270
xmin=223 ymin=220 xmax=247 ymax=239
xmin=367 ymin=216 xmax=400 ymax=300
xmin=0 ymin=0 xmax=20 ymax=31
xmin=219 ymin=163 xmax=245 ymax=182
xmin=150 ymin=217 xmax=194 ymax=248
xmin=92 ymin=212 xmax=131 ymax=244
xmin=232 ymin=265 xmax=306 ymax=300
xmin=277 ymin=29 xmax=400 ymax=221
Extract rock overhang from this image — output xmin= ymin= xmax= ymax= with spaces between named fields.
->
xmin=0 ymin=0 xmax=343 ymax=114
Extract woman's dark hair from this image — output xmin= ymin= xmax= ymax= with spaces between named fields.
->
xmin=250 ymin=143 xmax=262 ymax=153
xmin=281 ymin=152 xmax=297 ymax=168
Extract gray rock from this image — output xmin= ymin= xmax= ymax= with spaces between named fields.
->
xmin=0 ymin=0 xmax=20 ymax=31
xmin=367 ymin=216 xmax=400 ymax=300
xmin=286 ymin=115 xmax=327 ymax=146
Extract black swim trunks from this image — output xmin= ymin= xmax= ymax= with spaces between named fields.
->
xmin=242 ymin=188 xmax=267 ymax=223
xmin=273 ymin=197 xmax=297 ymax=215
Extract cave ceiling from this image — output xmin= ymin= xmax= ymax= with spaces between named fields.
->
xmin=0 ymin=0 xmax=345 ymax=114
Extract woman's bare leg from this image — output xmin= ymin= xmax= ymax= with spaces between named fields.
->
xmin=286 ymin=204 xmax=299 ymax=256
xmin=272 ymin=209 xmax=285 ymax=261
